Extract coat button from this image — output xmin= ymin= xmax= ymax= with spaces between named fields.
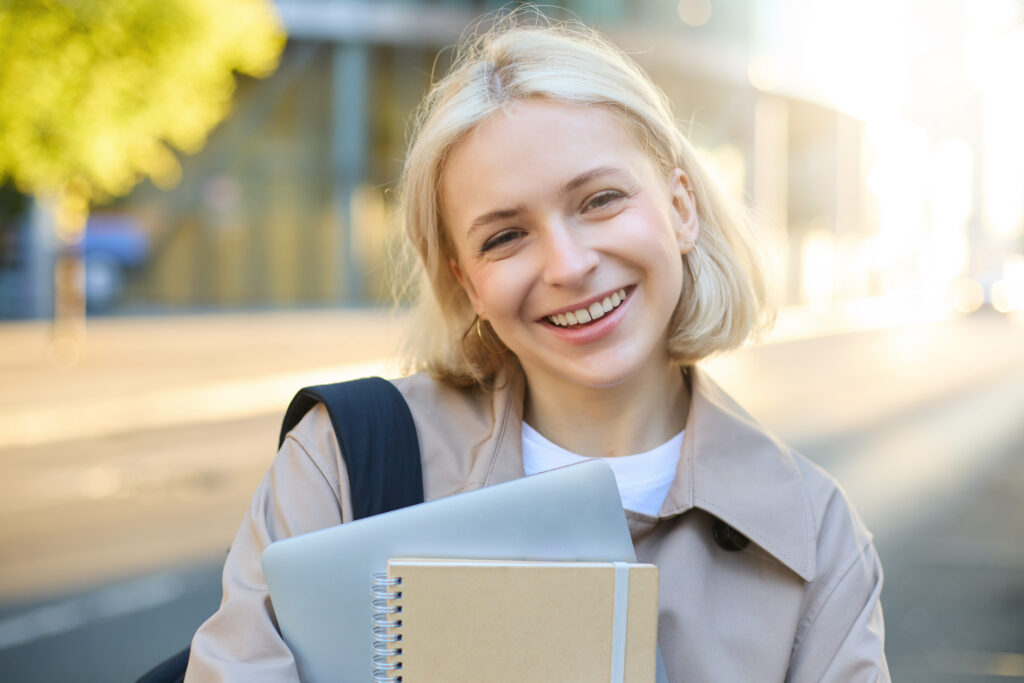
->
xmin=712 ymin=519 xmax=750 ymax=552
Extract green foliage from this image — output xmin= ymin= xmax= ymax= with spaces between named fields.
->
xmin=0 ymin=0 xmax=285 ymax=222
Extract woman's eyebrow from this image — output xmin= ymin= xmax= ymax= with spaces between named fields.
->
xmin=467 ymin=204 xmax=526 ymax=237
xmin=562 ymin=165 xmax=627 ymax=193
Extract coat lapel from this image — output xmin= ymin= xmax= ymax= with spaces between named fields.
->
xmin=662 ymin=367 xmax=817 ymax=581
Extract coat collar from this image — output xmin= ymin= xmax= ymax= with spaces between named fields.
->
xmin=462 ymin=365 xmax=817 ymax=582
xmin=666 ymin=366 xmax=816 ymax=581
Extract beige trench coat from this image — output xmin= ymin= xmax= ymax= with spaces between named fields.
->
xmin=184 ymin=367 xmax=890 ymax=682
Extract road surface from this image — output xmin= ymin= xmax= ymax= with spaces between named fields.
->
xmin=1 ymin=310 xmax=1022 ymax=681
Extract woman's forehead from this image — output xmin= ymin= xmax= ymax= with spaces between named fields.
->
xmin=461 ymin=98 xmax=638 ymax=151
xmin=440 ymin=100 xmax=656 ymax=212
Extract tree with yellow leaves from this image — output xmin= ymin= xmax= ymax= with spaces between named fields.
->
xmin=0 ymin=0 xmax=285 ymax=360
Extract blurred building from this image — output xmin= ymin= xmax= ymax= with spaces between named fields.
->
xmin=2 ymin=0 xmax=1021 ymax=318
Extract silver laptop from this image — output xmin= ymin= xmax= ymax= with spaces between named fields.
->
xmin=262 ymin=459 xmax=654 ymax=683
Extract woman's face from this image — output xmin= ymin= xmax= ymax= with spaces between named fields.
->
xmin=442 ymin=98 xmax=699 ymax=394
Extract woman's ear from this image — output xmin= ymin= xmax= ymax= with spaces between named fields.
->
xmin=669 ymin=168 xmax=700 ymax=254
xmin=449 ymin=257 xmax=486 ymax=319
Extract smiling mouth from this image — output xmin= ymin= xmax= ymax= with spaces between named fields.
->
xmin=546 ymin=288 xmax=629 ymax=327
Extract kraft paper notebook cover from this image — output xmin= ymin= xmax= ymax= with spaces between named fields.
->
xmin=372 ymin=558 xmax=659 ymax=683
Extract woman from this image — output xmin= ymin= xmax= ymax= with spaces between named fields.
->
xmin=186 ymin=16 xmax=889 ymax=682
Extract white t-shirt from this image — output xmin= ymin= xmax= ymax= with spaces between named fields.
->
xmin=521 ymin=422 xmax=684 ymax=516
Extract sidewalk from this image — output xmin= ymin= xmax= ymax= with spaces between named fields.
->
xmin=0 ymin=309 xmax=408 ymax=449
xmin=0 ymin=297 xmax=971 ymax=450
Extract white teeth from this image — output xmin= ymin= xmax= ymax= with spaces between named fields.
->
xmin=547 ymin=288 xmax=630 ymax=327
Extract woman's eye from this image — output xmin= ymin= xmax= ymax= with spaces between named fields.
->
xmin=585 ymin=190 xmax=625 ymax=211
xmin=480 ymin=230 xmax=522 ymax=253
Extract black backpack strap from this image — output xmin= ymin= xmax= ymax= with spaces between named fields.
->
xmin=278 ymin=376 xmax=424 ymax=520
xmin=135 ymin=647 xmax=190 ymax=683
xmin=137 ymin=377 xmax=423 ymax=683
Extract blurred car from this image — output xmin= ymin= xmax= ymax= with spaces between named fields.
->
xmin=82 ymin=214 xmax=150 ymax=312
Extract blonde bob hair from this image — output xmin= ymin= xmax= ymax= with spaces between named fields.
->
xmin=399 ymin=13 xmax=773 ymax=388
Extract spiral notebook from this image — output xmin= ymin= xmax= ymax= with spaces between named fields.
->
xmin=372 ymin=558 xmax=659 ymax=683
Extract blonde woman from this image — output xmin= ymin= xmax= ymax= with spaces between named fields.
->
xmin=186 ymin=15 xmax=889 ymax=682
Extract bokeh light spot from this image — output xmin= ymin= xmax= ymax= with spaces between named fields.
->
xmin=948 ymin=277 xmax=985 ymax=314
xmin=677 ymin=0 xmax=712 ymax=27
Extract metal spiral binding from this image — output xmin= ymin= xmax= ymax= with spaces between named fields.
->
xmin=371 ymin=571 xmax=403 ymax=682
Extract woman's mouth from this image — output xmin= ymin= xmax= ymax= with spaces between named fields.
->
xmin=546 ymin=288 xmax=629 ymax=327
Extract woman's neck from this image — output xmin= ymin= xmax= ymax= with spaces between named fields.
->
xmin=522 ymin=363 xmax=690 ymax=458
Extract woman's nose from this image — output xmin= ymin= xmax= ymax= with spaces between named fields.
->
xmin=540 ymin=221 xmax=599 ymax=287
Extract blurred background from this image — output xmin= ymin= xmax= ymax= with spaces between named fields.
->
xmin=1 ymin=0 xmax=1022 ymax=681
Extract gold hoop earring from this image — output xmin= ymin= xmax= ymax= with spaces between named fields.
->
xmin=682 ymin=242 xmax=703 ymax=285
xmin=468 ymin=315 xmax=505 ymax=356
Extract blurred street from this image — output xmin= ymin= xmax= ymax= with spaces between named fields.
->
xmin=1 ymin=309 xmax=1023 ymax=682
xmin=3 ymin=1 xmax=1023 ymax=681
